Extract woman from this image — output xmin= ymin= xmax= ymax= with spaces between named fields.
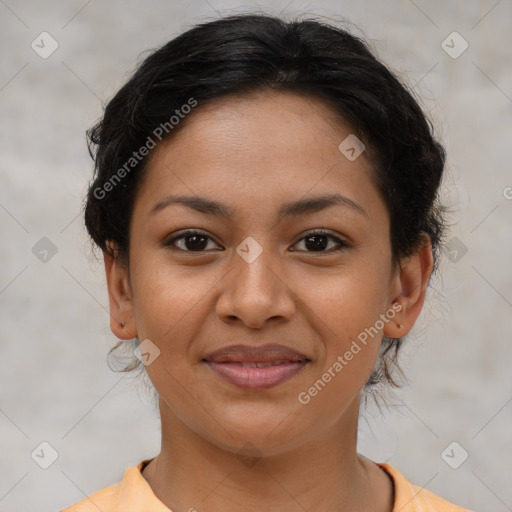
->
xmin=61 ymin=12 xmax=472 ymax=512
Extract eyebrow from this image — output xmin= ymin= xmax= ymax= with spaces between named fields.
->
xmin=148 ymin=193 xmax=369 ymax=221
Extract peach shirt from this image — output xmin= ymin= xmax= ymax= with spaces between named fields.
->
xmin=60 ymin=458 xmax=472 ymax=512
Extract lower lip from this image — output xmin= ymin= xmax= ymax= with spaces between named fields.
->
xmin=204 ymin=361 xmax=308 ymax=390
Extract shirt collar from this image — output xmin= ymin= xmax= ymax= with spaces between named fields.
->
xmin=117 ymin=458 xmax=172 ymax=511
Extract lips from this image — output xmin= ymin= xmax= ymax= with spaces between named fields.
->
xmin=219 ymin=360 xmax=296 ymax=368
xmin=203 ymin=343 xmax=308 ymax=363
xmin=203 ymin=343 xmax=310 ymax=390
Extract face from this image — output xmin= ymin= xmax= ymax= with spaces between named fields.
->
xmin=105 ymin=91 xmax=430 ymax=457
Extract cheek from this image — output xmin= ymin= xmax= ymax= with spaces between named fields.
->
xmin=295 ymin=284 xmax=385 ymax=420
xmin=132 ymin=247 xmax=390 ymax=352
xmin=297 ymin=259 xmax=391 ymax=334
xmin=295 ymin=261 xmax=390 ymax=385
xmin=132 ymin=257 xmax=205 ymax=334
xmin=131 ymin=239 xmax=390 ymax=379
xmin=130 ymin=256 xmax=222 ymax=382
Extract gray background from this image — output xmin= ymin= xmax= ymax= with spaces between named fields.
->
xmin=1 ymin=1 xmax=511 ymax=511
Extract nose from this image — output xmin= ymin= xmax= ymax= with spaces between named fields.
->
xmin=215 ymin=245 xmax=296 ymax=329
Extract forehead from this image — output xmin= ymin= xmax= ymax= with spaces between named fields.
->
xmin=134 ymin=90 xmax=384 ymax=222
xmin=154 ymin=90 xmax=358 ymax=161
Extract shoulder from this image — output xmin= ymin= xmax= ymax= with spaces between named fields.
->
xmin=59 ymin=482 xmax=120 ymax=511
xmin=378 ymin=463 xmax=473 ymax=512
xmin=59 ymin=459 xmax=169 ymax=512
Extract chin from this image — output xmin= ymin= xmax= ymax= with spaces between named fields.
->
xmin=199 ymin=405 xmax=309 ymax=455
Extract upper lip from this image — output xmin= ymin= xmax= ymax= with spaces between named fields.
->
xmin=203 ymin=343 xmax=310 ymax=363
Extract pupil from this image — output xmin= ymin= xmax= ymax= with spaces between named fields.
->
xmin=187 ymin=234 xmax=208 ymax=251
xmin=305 ymin=234 xmax=327 ymax=251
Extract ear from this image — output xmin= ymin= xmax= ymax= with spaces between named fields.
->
xmin=103 ymin=242 xmax=137 ymax=340
xmin=383 ymin=234 xmax=434 ymax=339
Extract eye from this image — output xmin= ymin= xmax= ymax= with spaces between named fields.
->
xmin=164 ymin=230 xmax=220 ymax=252
xmin=292 ymin=229 xmax=349 ymax=253
xmin=164 ymin=228 xmax=349 ymax=253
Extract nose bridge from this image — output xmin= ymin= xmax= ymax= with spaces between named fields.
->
xmin=232 ymin=236 xmax=280 ymax=299
xmin=216 ymin=235 xmax=295 ymax=327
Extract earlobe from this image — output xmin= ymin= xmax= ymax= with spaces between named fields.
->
xmin=384 ymin=235 xmax=434 ymax=339
xmin=103 ymin=244 xmax=137 ymax=340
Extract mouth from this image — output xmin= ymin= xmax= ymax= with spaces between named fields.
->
xmin=202 ymin=343 xmax=311 ymax=390
xmin=214 ymin=360 xmax=304 ymax=367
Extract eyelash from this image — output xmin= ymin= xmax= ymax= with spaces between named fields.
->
xmin=164 ymin=229 xmax=350 ymax=254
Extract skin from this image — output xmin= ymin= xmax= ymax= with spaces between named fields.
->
xmin=104 ymin=90 xmax=433 ymax=512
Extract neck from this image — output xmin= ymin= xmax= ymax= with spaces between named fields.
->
xmin=142 ymin=397 xmax=394 ymax=512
